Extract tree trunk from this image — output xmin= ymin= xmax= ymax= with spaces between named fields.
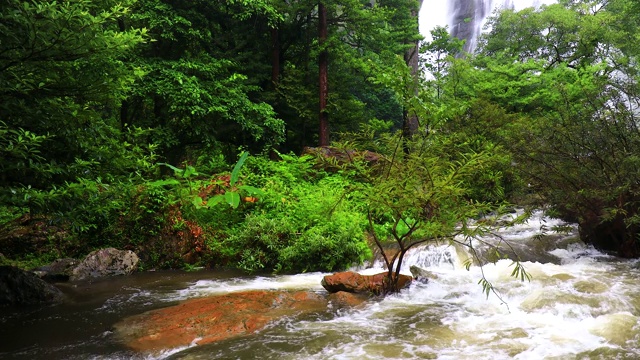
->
xmin=318 ymin=2 xmax=329 ymax=146
xmin=402 ymin=0 xmax=423 ymax=141
xmin=271 ymin=27 xmax=280 ymax=87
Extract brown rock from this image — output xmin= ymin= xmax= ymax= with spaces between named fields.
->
xmin=114 ymin=290 xmax=327 ymax=353
xmin=321 ymin=271 xmax=412 ymax=295
xmin=327 ymin=291 xmax=369 ymax=308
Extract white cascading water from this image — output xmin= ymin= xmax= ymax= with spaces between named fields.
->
xmin=419 ymin=0 xmax=557 ymax=51
xmin=156 ymin=211 xmax=640 ymax=359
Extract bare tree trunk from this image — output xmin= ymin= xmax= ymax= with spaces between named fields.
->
xmin=402 ymin=0 xmax=424 ymax=141
xmin=318 ymin=2 xmax=329 ymax=146
xmin=271 ymin=27 xmax=280 ymax=87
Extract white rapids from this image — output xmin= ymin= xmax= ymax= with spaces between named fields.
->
xmin=161 ymin=210 xmax=640 ymax=359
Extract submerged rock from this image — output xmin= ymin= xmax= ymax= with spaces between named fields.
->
xmin=321 ymin=271 xmax=412 ymax=295
xmin=327 ymin=291 xmax=370 ymax=308
xmin=114 ymin=290 xmax=327 ymax=353
xmin=71 ymin=248 xmax=139 ymax=281
xmin=0 ymin=266 xmax=64 ymax=306
xmin=409 ymin=265 xmax=438 ymax=283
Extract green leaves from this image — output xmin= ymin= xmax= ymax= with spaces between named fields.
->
xmin=224 ymin=191 xmax=241 ymax=209
xmin=158 ymin=151 xmax=261 ymax=210
xmin=160 ymin=163 xmax=198 ymax=179
xmin=458 ymin=0 xmax=640 ymax=256
xmin=230 ymin=152 xmax=248 ymax=187
xmin=223 ymin=159 xmax=371 ymax=273
xmin=0 ymin=0 xmax=147 ymax=192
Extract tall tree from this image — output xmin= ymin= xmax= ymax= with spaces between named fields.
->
xmin=273 ymin=0 xmax=421 ymax=149
xmin=401 ymin=0 xmax=423 ymax=140
xmin=123 ymin=0 xmax=286 ymax=162
xmin=0 ymin=0 xmax=145 ymax=189
xmin=318 ymin=2 xmax=329 ymax=146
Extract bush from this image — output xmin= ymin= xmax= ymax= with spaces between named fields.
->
xmin=219 ymin=154 xmax=372 ymax=273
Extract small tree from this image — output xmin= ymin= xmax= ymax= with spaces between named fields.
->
xmin=356 ymin=126 xmax=529 ymax=295
xmin=365 ymin=132 xmax=523 ymax=294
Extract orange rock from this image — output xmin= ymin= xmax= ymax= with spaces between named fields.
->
xmin=114 ymin=290 xmax=327 ymax=353
xmin=327 ymin=291 xmax=370 ymax=308
xmin=321 ymin=271 xmax=412 ymax=295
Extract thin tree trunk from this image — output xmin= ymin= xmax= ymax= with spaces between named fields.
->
xmin=318 ymin=2 xmax=329 ymax=146
xmin=402 ymin=0 xmax=424 ymax=141
xmin=271 ymin=27 xmax=280 ymax=87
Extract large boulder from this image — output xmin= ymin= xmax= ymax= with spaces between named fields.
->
xmin=321 ymin=271 xmax=412 ymax=295
xmin=114 ymin=290 xmax=327 ymax=353
xmin=71 ymin=248 xmax=139 ymax=281
xmin=0 ymin=266 xmax=64 ymax=306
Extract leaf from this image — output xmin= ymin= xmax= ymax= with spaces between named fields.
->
xmin=237 ymin=185 xmax=264 ymax=195
xmin=209 ymin=195 xmax=225 ymax=206
xmin=148 ymin=179 xmax=181 ymax=187
xmin=183 ymin=165 xmax=198 ymax=178
xmin=225 ymin=191 xmax=241 ymax=208
xmin=230 ymin=151 xmax=248 ymax=186
xmin=192 ymin=196 xmax=204 ymax=207
xmin=159 ymin=162 xmax=184 ymax=176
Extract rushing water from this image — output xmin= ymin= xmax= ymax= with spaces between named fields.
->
xmin=2 ymin=211 xmax=640 ymax=359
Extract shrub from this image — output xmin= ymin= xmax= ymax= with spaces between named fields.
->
xmin=220 ymin=154 xmax=372 ymax=273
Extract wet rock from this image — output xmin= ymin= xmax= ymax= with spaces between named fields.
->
xmin=589 ymin=313 xmax=637 ymax=346
xmin=321 ymin=271 xmax=412 ymax=295
xmin=579 ymin=215 xmax=639 ymax=257
xmin=327 ymin=291 xmax=369 ymax=308
xmin=0 ymin=266 xmax=64 ymax=306
xmin=114 ymin=290 xmax=327 ymax=353
xmin=71 ymin=248 xmax=139 ymax=281
xmin=573 ymin=280 xmax=609 ymax=294
xmin=409 ymin=265 xmax=438 ymax=283
xmin=32 ymin=258 xmax=79 ymax=281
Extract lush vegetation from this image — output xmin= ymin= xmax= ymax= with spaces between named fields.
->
xmin=1 ymin=0 xmax=640 ymax=281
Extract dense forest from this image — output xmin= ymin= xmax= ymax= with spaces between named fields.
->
xmin=1 ymin=0 xmax=640 ymax=275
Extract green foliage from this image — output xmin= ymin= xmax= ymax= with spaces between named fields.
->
xmin=421 ymin=26 xmax=465 ymax=99
xmin=122 ymin=0 xmax=290 ymax=159
xmin=335 ymin=122 xmax=517 ymax=293
xmin=218 ymin=154 xmax=371 ymax=273
xmin=0 ymin=0 xmax=146 ymax=186
xmin=9 ymin=0 xmax=638 ymax=283
xmin=437 ymin=0 xmax=640 ymax=256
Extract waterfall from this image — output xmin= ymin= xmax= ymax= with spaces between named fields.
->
xmin=419 ymin=0 xmax=557 ymax=52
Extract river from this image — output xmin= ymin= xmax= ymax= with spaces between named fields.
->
xmin=1 ymin=211 xmax=639 ymax=359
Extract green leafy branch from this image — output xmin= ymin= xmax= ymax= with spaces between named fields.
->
xmin=157 ymin=151 xmax=263 ymax=209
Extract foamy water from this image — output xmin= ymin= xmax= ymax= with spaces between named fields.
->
xmin=159 ymin=211 xmax=640 ymax=359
